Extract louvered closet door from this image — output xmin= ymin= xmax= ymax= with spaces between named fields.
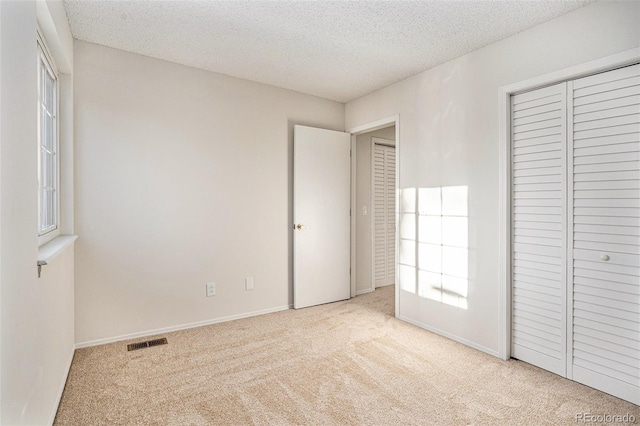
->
xmin=569 ymin=64 xmax=640 ymax=405
xmin=373 ymin=143 xmax=396 ymax=287
xmin=385 ymin=147 xmax=396 ymax=286
xmin=374 ymin=145 xmax=386 ymax=287
xmin=511 ymin=83 xmax=567 ymax=376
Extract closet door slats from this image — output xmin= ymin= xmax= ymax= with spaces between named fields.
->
xmin=511 ymin=83 xmax=567 ymax=376
xmin=511 ymin=64 xmax=640 ymax=405
xmin=374 ymin=145 xmax=386 ymax=286
xmin=385 ymin=147 xmax=396 ymax=286
xmin=373 ymin=143 xmax=396 ymax=288
xmin=570 ymin=64 xmax=640 ymax=405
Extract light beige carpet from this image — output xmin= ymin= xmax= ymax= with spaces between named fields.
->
xmin=55 ymin=286 xmax=639 ymax=425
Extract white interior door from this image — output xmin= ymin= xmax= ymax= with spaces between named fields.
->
xmin=294 ymin=125 xmax=351 ymax=309
xmin=510 ymin=64 xmax=640 ymax=405
xmin=511 ymin=82 xmax=568 ymax=377
xmin=568 ymin=64 xmax=640 ymax=405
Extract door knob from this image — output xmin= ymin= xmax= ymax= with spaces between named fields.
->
xmin=600 ymin=254 xmax=610 ymax=262
xmin=296 ymin=224 xmax=306 ymax=230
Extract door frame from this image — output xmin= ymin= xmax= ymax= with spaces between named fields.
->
xmin=347 ymin=115 xmax=400 ymax=317
xmin=498 ymin=48 xmax=640 ymax=361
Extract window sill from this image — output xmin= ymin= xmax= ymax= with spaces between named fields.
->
xmin=37 ymin=235 xmax=78 ymax=273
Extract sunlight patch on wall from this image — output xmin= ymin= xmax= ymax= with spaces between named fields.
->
xmin=399 ymin=188 xmax=417 ymax=293
xmin=398 ymin=186 xmax=468 ymax=309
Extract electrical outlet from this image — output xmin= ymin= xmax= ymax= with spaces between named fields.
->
xmin=206 ymin=282 xmax=216 ymax=297
xmin=245 ymin=277 xmax=254 ymax=291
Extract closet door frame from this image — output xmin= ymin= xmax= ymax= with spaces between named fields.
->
xmin=498 ymin=48 xmax=640 ymax=362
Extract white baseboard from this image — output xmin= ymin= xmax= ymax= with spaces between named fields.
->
xmin=75 ymin=305 xmax=293 ymax=349
xmin=398 ymin=315 xmax=501 ymax=359
xmin=48 ymin=345 xmax=75 ymax=426
xmin=356 ymin=288 xmax=374 ymax=295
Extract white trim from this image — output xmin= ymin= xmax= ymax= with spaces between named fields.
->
xmin=370 ymin=137 xmax=375 ymax=293
xmin=37 ymin=234 xmax=77 ymax=265
xmin=350 ymin=135 xmax=357 ymax=298
xmin=47 ymin=346 xmax=75 ymax=426
xmin=36 ymin=1 xmax=73 ymax=74
xmin=347 ymin=115 xmax=399 ymax=135
xmin=356 ymin=288 xmax=375 ymax=296
xmin=347 ymin=115 xmax=400 ymax=318
xmin=500 ymin=48 xmax=640 ymax=96
xmin=0 ymin=6 xmax=3 ymax=420
xmin=498 ymin=81 xmax=511 ymax=361
xmin=36 ymin=27 xmax=58 ymax=77
xmin=498 ymin=47 xmax=640 ymax=362
xmin=57 ymin=74 xmax=74 ymax=236
xmin=75 ymin=304 xmax=292 ymax=349
xmin=398 ymin=315 xmax=500 ymax=358
xmin=394 ymin=122 xmax=400 ymax=318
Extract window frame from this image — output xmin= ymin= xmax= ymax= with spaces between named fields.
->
xmin=37 ymin=29 xmax=60 ymax=246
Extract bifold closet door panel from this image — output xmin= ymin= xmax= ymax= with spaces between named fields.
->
xmin=511 ymin=82 xmax=567 ymax=376
xmin=374 ymin=144 xmax=396 ymax=287
xmin=385 ymin=147 xmax=396 ymax=286
xmin=570 ymin=63 xmax=640 ymax=405
xmin=374 ymin=145 xmax=386 ymax=287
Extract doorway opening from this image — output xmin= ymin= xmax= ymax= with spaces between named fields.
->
xmin=349 ymin=116 xmax=399 ymax=317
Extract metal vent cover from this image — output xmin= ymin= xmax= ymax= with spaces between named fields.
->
xmin=127 ymin=337 xmax=168 ymax=351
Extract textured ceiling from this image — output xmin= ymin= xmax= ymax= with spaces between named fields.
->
xmin=63 ymin=0 xmax=592 ymax=103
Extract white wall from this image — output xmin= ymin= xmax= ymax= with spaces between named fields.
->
xmin=355 ymin=126 xmax=395 ymax=294
xmin=0 ymin=1 xmax=75 ymax=424
xmin=0 ymin=2 xmax=3 ymax=419
xmin=74 ymin=41 xmax=345 ymax=345
xmin=346 ymin=1 xmax=640 ymax=356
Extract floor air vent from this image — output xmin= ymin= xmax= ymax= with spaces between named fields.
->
xmin=127 ymin=338 xmax=168 ymax=351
